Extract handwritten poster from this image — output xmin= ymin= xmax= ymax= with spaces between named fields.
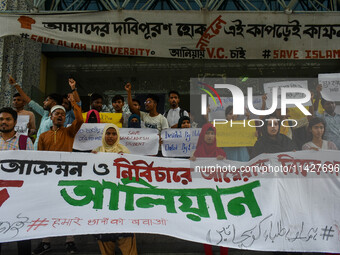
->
xmin=14 ymin=115 xmax=29 ymax=136
xmin=161 ymin=128 xmax=201 ymax=157
xmin=73 ymin=124 xmax=159 ymax=155
xmin=318 ymin=73 xmax=340 ymax=102
xmin=208 ymin=96 xmax=262 ymax=121
xmin=215 ymin=121 xmax=257 ymax=147
xmin=0 ymin=150 xmax=340 ymax=253
xmin=120 ymin=128 xmax=159 ymax=155
xmin=82 ymin=112 xmax=122 ymax=127
xmin=263 ymin=80 xmax=311 ymax=109
xmin=73 ymin=123 xmax=105 ymax=151
xmin=0 ymin=11 xmax=339 ymax=59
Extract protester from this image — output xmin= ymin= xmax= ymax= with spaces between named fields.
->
xmin=112 ymin=95 xmax=130 ymax=127
xmin=128 ymin=114 xmax=141 ymax=128
xmin=132 ymin=98 xmax=141 ymax=111
xmin=177 ymin=116 xmax=191 ymax=128
xmin=313 ymin=84 xmax=340 ymax=149
xmin=10 ymin=75 xmax=63 ymax=150
xmin=90 ymin=93 xmax=104 ymax=112
xmin=222 ymin=106 xmax=250 ymax=162
xmin=38 ymin=95 xmax=83 ymax=152
xmin=0 ymin=107 xmax=33 ymax=255
xmin=33 ymin=94 xmax=83 ymax=254
xmin=164 ymin=91 xmax=189 ymax=128
xmin=125 ymin=83 xmax=168 ymax=132
xmin=189 ymin=122 xmax=227 ymax=255
xmin=302 ymin=117 xmax=337 ymax=150
xmin=12 ymin=93 xmax=36 ymax=137
xmin=62 ymin=78 xmax=82 ymax=127
xmin=250 ymin=114 xmax=298 ymax=159
xmin=190 ymin=123 xmax=226 ymax=160
xmin=91 ymin=123 xmax=137 ymax=255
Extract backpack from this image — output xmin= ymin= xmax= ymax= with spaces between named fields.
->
xmin=18 ymin=135 xmax=28 ymax=150
xmin=85 ymin=109 xmax=100 ymax=123
xmin=164 ymin=108 xmax=185 ymax=118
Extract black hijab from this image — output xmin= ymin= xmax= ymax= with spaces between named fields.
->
xmin=250 ymin=115 xmax=297 ymax=159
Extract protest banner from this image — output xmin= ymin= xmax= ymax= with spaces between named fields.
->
xmin=0 ymin=150 xmax=340 ymax=253
xmin=161 ymin=128 xmax=200 ymax=157
xmin=73 ymin=124 xmax=159 ymax=155
xmin=215 ymin=121 xmax=257 ymax=147
xmin=318 ymin=73 xmax=340 ymax=102
xmin=120 ymin=128 xmax=159 ymax=155
xmin=14 ymin=115 xmax=29 ymax=136
xmin=263 ymin=80 xmax=312 ymax=109
xmin=0 ymin=11 xmax=339 ymax=60
xmin=82 ymin=112 xmax=122 ymax=127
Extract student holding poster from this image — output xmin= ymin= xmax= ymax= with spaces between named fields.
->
xmin=313 ymin=84 xmax=340 ymax=150
xmin=190 ymin=122 xmax=228 ymax=254
xmin=222 ymin=106 xmax=250 ymax=162
xmin=177 ymin=116 xmax=191 ymax=128
xmin=91 ymin=123 xmax=137 ymax=255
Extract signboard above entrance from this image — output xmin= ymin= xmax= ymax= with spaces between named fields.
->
xmin=0 ymin=11 xmax=339 ymax=59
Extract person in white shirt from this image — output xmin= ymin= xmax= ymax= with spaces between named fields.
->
xmin=163 ymin=90 xmax=189 ymax=128
xmin=302 ymin=117 xmax=338 ymax=151
xmin=125 ymin=83 xmax=168 ymax=132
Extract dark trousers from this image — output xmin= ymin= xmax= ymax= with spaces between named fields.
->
xmin=0 ymin=240 xmax=31 ymax=255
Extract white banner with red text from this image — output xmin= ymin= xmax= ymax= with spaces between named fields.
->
xmin=0 ymin=150 xmax=340 ymax=252
xmin=0 ymin=11 xmax=339 ymax=59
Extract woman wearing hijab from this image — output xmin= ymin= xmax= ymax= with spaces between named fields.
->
xmin=177 ymin=116 xmax=191 ymax=128
xmin=92 ymin=124 xmax=137 ymax=255
xmin=191 ymin=123 xmax=226 ymax=160
xmin=128 ymin=114 xmax=141 ymax=128
xmin=250 ymin=114 xmax=298 ymax=159
xmin=190 ymin=123 xmax=228 ymax=255
xmin=302 ymin=117 xmax=337 ymax=151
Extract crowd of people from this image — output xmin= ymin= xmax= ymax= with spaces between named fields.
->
xmin=1 ymin=75 xmax=339 ymax=255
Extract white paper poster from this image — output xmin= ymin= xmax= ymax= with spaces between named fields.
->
xmin=73 ymin=124 xmax=159 ymax=155
xmin=14 ymin=115 xmax=29 ymax=136
xmin=318 ymin=73 xmax=340 ymax=102
xmin=161 ymin=128 xmax=201 ymax=157
xmin=263 ymin=80 xmax=311 ymax=109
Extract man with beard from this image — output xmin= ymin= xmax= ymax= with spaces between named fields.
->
xmin=314 ymin=84 xmax=340 ymax=149
xmin=0 ymin=107 xmax=33 ymax=255
xmin=38 ymin=94 xmax=83 ymax=152
xmin=9 ymin=75 xmax=63 ymax=150
xmin=33 ymin=94 xmax=83 ymax=254
xmin=164 ymin=91 xmax=188 ymax=128
xmin=12 ymin=93 xmax=36 ymax=137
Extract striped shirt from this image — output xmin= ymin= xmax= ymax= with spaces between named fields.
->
xmin=0 ymin=133 xmax=34 ymax=151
